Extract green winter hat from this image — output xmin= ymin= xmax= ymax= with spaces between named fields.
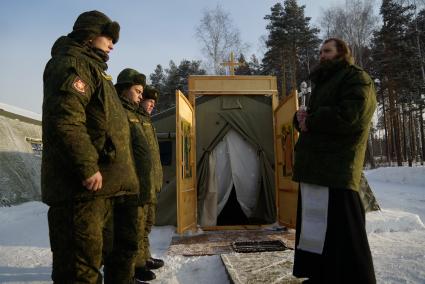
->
xmin=143 ymin=85 xmax=159 ymax=102
xmin=68 ymin=10 xmax=120 ymax=44
xmin=116 ymin=68 xmax=146 ymax=88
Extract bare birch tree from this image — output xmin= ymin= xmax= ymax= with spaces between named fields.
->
xmin=195 ymin=5 xmax=248 ymax=74
xmin=319 ymin=0 xmax=379 ymax=66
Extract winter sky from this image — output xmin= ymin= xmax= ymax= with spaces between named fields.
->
xmin=0 ymin=0 xmax=378 ymax=114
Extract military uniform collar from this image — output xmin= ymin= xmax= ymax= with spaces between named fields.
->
xmin=137 ymin=106 xmax=150 ymax=118
xmin=51 ymin=36 xmax=108 ymax=70
xmin=119 ymin=96 xmax=139 ymax=111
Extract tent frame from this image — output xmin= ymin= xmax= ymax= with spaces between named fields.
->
xmin=175 ymin=75 xmax=286 ymax=233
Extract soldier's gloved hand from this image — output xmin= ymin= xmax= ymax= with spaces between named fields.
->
xmin=82 ymin=171 xmax=103 ymax=192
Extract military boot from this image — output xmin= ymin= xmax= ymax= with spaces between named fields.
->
xmin=134 ymin=278 xmax=149 ymax=284
xmin=146 ymin=257 xmax=164 ymax=270
xmin=135 ymin=267 xmax=156 ymax=281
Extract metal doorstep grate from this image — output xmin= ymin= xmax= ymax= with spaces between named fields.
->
xmin=231 ymin=240 xmax=289 ymax=253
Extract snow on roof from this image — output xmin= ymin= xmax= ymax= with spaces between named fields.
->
xmin=0 ymin=102 xmax=41 ymax=122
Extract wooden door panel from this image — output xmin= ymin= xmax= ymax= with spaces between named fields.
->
xmin=176 ymin=90 xmax=197 ymax=234
xmin=274 ymin=91 xmax=299 ymax=228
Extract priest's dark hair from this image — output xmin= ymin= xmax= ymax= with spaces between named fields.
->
xmin=323 ymin=38 xmax=354 ymax=65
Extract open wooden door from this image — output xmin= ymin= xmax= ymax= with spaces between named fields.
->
xmin=176 ymin=90 xmax=197 ymax=234
xmin=274 ymin=91 xmax=299 ymax=228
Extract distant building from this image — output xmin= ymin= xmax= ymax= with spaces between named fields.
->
xmin=0 ymin=103 xmax=42 ymax=206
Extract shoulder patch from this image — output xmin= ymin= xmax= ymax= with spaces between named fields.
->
xmin=101 ymin=72 xmax=113 ymax=81
xmin=72 ymin=77 xmax=87 ymax=94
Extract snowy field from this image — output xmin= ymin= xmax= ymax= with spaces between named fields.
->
xmin=0 ymin=166 xmax=424 ymax=283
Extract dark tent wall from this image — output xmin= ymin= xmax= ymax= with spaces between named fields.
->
xmin=153 ymin=95 xmax=276 ymax=226
xmin=153 ymin=107 xmax=177 ymax=225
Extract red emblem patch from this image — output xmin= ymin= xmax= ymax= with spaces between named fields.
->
xmin=72 ymin=77 xmax=86 ymax=94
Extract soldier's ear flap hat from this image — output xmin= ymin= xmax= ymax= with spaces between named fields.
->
xmin=68 ymin=10 xmax=120 ymax=44
xmin=116 ymin=68 xmax=146 ymax=88
xmin=143 ymin=85 xmax=159 ymax=103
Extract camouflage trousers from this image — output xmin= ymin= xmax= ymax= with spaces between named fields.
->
xmin=48 ymin=194 xmax=139 ymax=284
xmin=135 ymin=202 xmax=157 ymax=267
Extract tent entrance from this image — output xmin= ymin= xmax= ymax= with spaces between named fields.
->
xmin=217 ymin=186 xmax=249 ymax=225
xmin=155 ymin=75 xmax=301 ymax=234
xmin=200 ymin=128 xmax=263 ymax=226
xmin=216 ymin=186 xmax=267 ymax=226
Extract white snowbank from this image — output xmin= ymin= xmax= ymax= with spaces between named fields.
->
xmin=366 ymin=209 xmax=425 ymax=234
xmin=365 ymin=166 xmax=425 ymax=187
xmin=368 ymin=230 xmax=425 ymax=283
xmin=365 ymin=167 xmax=425 ymax=284
xmin=366 ymin=167 xmax=425 ymax=225
xmin=0 ymin=202 xmax=49 ymax=247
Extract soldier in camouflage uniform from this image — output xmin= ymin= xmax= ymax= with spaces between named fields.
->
xmin=134 ymin=86 xmax=164 ymax=282
xmin=113 ymin=71 xmax=163 ymax=282
xmin=42 ymin=11 xmax=140 ymax=284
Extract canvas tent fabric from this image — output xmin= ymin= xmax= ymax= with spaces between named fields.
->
xmin=197 ymin=109 xmax=276 ymax=225
xmin=154 ymin=95 xmax=276 ymax=226
xmin=201 ymin=129 xmax=261 ymax=226
xmin=0 ymin=107 xmax=42 ymax=206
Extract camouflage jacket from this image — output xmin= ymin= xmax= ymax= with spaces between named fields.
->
xmin=135 ymin=106 xmax=163 ymax=205
xmin=292 ymin=60 xmax=377 ymax=191
xmin=41 ymin=36 xmax=139 ymax=205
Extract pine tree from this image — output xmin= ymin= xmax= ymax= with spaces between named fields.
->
xmin=263 ymin=3 xmax=286 ymax=96
xmin=149 ymin=64 xmax=166 ymax=112
xmin=249 ymin=54 xmax=262 ymax=75
xmin=150 ymin=64 xmax=165 ymax=93
xmin=160 ymin=61 xmax=179 ymax=111
xmin=371 ymin=0 xmax=415 ymax=165
xmin=235 ymin=54 xmax=252 ymax=75
xmin=177 ymin=59 xmax=207 ymax=94
xmin=415 ymin=9 xmax=425 ymax=163
xmin=262 ymin=0 xmax=320 ymax=98
xmin=150 ymin=60 xmax=206 ymax=113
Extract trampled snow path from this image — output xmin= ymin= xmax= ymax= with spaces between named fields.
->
xmin=0 ymin=166 xmax=424 ymax=283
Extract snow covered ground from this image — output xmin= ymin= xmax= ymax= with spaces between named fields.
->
xmin=365 ymin=167 xmax=425 ymax=284
xmin=0 ymin=166 xmax=424 ymax=283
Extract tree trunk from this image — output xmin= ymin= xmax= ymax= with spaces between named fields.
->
xmin=366 ymin=134 xmax=376 ymax=169
xmin=401 ymin=104 xmax=407 ymax=163
xmin=420 ymin=105 xmax=425 ymax=165
xmin=386 ymin=79 xmax=403 ymax=166
xmin=387 ymin=113 xmax=394 ymax=165
xmin=406 ymin=107 xmax=413 ymax=167
xmin=409 ymin=109 xmax=416 ymax=165
xmin=281 ymin=48 xmax=286 ymax=98
xmin=291 ymin=44 xmax=297 ymax=92
xmin=381 ymin=88 xmax=390 ymax=164
xmin=388 ymin=80 xmax=403 ymax=167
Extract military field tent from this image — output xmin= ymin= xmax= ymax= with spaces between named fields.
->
xmin=153 ymin=94 xmax=277 ymax=227
xmin=0 ymin=102 xmax=42 ymax=206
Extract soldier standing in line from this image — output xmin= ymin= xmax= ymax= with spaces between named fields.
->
xmin=134 ymin=86 xmax=165 ymax=282
xmin=113 ymin=71 xmax=163 ymax=283
xmin=42 ymin=11 xmax=140 ymax=283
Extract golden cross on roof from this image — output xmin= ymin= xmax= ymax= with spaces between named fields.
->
xmin=220 ymin=52 xmax=241 ymax=76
